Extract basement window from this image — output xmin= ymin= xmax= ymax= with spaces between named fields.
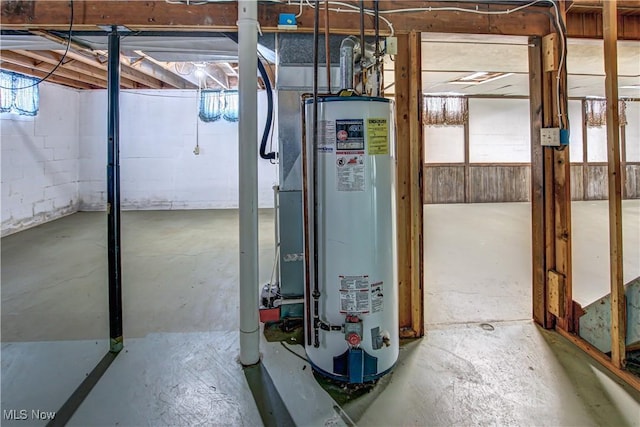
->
xmin=199 ymin=89 xmax=239 ymax=123
xmin=585 ymin=98 xmax=627 ymax=127
xmin=423 ymin=95 xmax=468 ymax=126
xmin=0 ymin=70 xmax=39 ymax=117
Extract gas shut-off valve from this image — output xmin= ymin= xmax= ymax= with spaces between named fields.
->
xmin=344 ymin=315 xmax=363 ymax=347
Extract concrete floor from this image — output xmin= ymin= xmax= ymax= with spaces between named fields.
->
xmin=2 ymin=203 xmax=639 ymax=426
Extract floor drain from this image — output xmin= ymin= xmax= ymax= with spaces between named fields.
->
xmin=480 ymin=323 xmax=495 ymax=331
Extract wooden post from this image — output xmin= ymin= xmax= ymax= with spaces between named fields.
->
xmin=464 ymin=99 xmax=471 ymax=204
xmin=603 ymin=0 xmax=626 ymax=369
xmin=395 ymin=32 xmax=424 ymax=338
xmin=582 ymin=100 xmax=589 ymax=201
xmin=528 ymin=36 xmax=549 ymax=327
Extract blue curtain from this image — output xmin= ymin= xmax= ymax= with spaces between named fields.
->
xmin=198 ymin=89 xmax=239 ymax=123
xmin=199 ymin=90 xmax=223 ymax=122
xmin=0 ymin=71 xmax=39 ymax=116
xmin=222 ymin=90 xmax=239 ymax=122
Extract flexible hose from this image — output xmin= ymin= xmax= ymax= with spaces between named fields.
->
xmin=224 ymin=32 xmax=276 ymax=160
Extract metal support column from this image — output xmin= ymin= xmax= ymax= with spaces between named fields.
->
xmin=107 ymin=27 xmax=123 ymax=353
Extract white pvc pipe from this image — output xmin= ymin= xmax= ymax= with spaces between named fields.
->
xmin=238 ymin=0 xmax=260 ymax=366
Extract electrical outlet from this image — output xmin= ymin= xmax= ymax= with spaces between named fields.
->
xmin=386 ymin=37 xmax=397 ymax=55
xmin=540 ymin=127 xmax=560 ymax=147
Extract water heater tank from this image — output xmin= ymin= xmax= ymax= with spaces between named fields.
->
xmin=303 ymin=96 xmax=398 ymax=383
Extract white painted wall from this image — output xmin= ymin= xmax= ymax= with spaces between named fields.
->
xmin=625 ymin=101 xmax=639 ymax=162
xmin=585 ymin=100 xmax=639 ymax=163
xmin=79 ymin=89 xmax=278 ymax=210
xmin=424 ymin=126 xmax=464 ymax=163
xmin=1 ymin=83 xmax=80 ymax=236
xmin=568 ymin=100 xmax=584 ymax=163
xmin=469 ymin=98 xmax=531 ymax=163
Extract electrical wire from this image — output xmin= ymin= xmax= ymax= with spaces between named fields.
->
xmin=0 ymin=0 xmax=74 ymax=90
xmin=280 ymin=341 xmax=308 ymax=362
xmin=289 ymin=0 xmax=568 ymax=128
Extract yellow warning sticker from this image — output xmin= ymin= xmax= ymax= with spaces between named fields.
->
xmin=367 ymin=118 xmax=388 ymax=155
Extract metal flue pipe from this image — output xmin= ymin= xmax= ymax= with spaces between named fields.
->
xmin=339 ymin=36 xmax=358 ymax=91
xmin=238 ymin=0 xmax=260 ymax=366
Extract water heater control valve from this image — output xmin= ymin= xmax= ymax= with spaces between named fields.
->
xmin=344 ymin=316 xmax=363 ymax=347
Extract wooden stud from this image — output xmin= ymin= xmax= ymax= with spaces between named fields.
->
xmin=528 ymin=36 xmax=549 ymax=327
xmin=395 ymin=32 xmax=424 ymax=338
xmin=582 ymin=99 xmax=589 ymax=200
xmin=603 ymin=0 xmax=626 ymax=370
xmin=408 ymin=31 xmax=424 ymax=338
xmin=394 ymin=33 xmax=413 ymax=337
xmin=464 ymin=100 xmax=470 ymax=204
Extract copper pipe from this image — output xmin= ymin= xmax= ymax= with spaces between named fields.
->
xmin=325 ymin=0 xmax=331 ymax=93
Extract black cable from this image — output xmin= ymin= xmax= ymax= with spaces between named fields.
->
xmin=0 ymin=0 xmax=74 ymax=90
xmin=280 ymin=342 xmax=308 ymax=362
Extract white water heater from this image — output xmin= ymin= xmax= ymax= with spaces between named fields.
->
xmin=303 ymin=96 xmax=398 ymax=383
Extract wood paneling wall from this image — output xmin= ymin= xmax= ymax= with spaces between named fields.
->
xmin=626 ymin=164 xmax=640 ymax=199
xmin=586 ymin=165 xmax=609 ymax=199
xmin=424 ymin=162 xmax=639 ymax=204
xmin=570 ymin=164 xmax=584 ymax=201
xmin=469 ymin=165 xmax=530 ymax=203
xmin=423 ymin=165 xmax=465 ymax=204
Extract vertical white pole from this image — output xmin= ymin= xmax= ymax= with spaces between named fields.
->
xmin=238 ymin=0 xmax=260 ymax=366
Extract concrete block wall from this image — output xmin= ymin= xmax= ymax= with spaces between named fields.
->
xmin=1 ymin=83 xmax=80 ymax=236
xmin=78 ymin=89 xmax=278 ymax=210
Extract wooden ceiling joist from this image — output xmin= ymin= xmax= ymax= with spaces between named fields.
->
xmin=0 ymin=61 xmax=94 ymax=89
xmin=1 ymin=50 xmax=110 ymax=88
xmin=11 ymin=49 xmax=139 ymax=89
xmin=125 ymin=51 xmax=197 ymax=89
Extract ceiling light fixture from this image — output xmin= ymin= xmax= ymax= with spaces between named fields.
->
xmin=449 ymin=72 xmax=513 ymax=85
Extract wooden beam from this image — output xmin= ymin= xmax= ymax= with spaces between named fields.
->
xmin=57 ymin=49 xmax=167 ymax=89
xmin=529 ymin=36 xmax=549 ymax=327
xmin=12 ymin=49 xmax=138 ymax=89
xmin=566 ymin=12 xmax=640 ymax=40
xmin=0 ymin=0 xmax=551 ymax=36
xmin=0 ymin=50 xmax=108 ymax=88
xmin=556 ymin=328 xmax=640 ymax=392
xmin=128 ymin=51 xmax=197 ymax=89
xmin=603 ymin=0 xmax=626 ymax=370
xmin=0 ymin=61 xmax=94 ymax=89
xmin=395 ymin=32 xmax=424 ymax=339
xmin=29 ymin=30 xmax=170 ymax=89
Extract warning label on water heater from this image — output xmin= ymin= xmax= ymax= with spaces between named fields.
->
xmin=339 ymin=275 xmax=370 ymax=314
xmin=366 ymin=118 xmax=389 ymax=155
xmin=340 ymin=290 xmax=370 ymax=314
xmin=335 ymin=119 xmax=364 ymax=151
xmin=370 ymin=282 xmax=384 ymax=313
xmin=336 ymin=152 xmax=365 ymax=192
xmin=317 ymin=120 xmax=335 ymax=153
